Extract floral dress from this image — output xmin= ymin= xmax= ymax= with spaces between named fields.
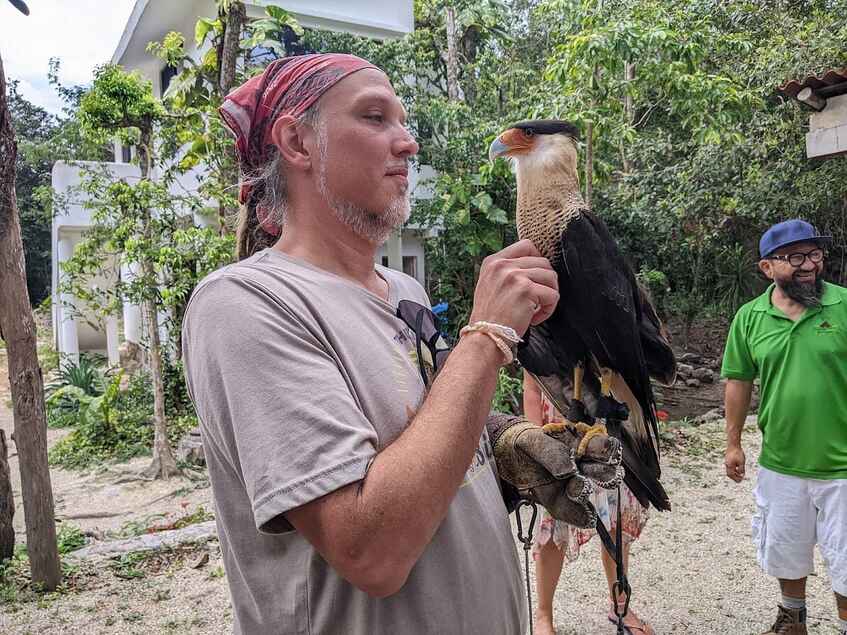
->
xmin=532 ymin=392 xmax=649 ymax=562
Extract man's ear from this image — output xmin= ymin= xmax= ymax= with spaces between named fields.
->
xmin=270 ymin=115 xmax=313 ymax=170
xmin=758 ymin=258 xmax=774 ymax=280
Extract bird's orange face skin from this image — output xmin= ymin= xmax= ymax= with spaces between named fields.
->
xmin=498 ymin=128 xmax=537 ymax=155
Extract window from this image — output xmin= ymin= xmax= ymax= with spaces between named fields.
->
xmin=381 ymin=256 xmax=389 ymax=267
xmin=121 ymin=145 xmax=132 ymax=163
xmin=160 ymin=64 xmax=178 ymax=95
xmin=403 ymin=256 xmax=418 ymax=280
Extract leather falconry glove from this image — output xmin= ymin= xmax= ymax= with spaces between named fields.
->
xmin=488 ymin=413 xmax=623 ymax=529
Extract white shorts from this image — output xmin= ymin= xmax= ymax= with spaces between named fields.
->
xmin=752 ymin=467 xmax=847 ymax=595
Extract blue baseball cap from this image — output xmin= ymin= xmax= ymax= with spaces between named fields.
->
xmin=759 ymin=219 xmax=831 ymax=258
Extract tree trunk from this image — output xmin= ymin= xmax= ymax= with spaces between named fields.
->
xmin=0 ymin=53 xmax=61 ymax=589
xmin=0 ymin=429 xmax=14 ymax=562
xmin=621 ymin=61 xmax=635 ymax=174
xmin=140 ymin=289 xmax=179 ymax=480
xmin=445 ymin=5 xmax=462 ymax=102
xmin=217 ymin=1 xmax=246 ymax=235
xmin=136 ymin=132 xmax=179 ymax=480
xmin=219 ymin=1 xmax=246 ymax=97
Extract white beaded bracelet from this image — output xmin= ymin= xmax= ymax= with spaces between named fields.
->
xmin=459 ymin=321 xmax=522 ymax=365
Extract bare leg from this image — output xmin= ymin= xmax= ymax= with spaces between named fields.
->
xmin=600 ymin=539 xmax=631 ymax=603
xmin=535 ymin=538 xmax=565 ymax=635
xmin=779 ymin=577 xmax=807 ymax=601
xmin=601 ymin=541 xmax=655 ymax=634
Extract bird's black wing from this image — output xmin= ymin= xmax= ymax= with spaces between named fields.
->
xmin=556 ymin=210 xmax=669 ymax=511
xmin=637 ymin=284 xmax=677 ymax=386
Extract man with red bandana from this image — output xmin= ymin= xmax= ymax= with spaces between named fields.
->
xmin=182 ymin=54 xmax=563 ymax=634
xmin=722 ymin=219 xmax=847 ymax=635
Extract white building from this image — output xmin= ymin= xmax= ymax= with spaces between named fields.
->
xmin=52 ymin=0 xmax=434 ymax=362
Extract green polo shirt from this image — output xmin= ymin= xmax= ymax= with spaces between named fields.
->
xmin=721 ymin=281 xmax=847 ymax=479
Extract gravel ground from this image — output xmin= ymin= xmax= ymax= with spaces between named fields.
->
xmin=519 ymin=420 xmax=841 ymax=635
xmin=1 ymin=349 xmax=840 ymax=633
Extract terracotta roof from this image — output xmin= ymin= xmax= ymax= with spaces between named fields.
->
xmin=777 ymin=68 xmax=847 ymax=100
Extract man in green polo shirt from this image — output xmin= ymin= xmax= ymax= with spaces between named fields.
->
xmin=722 ymin=219 xmax=847 ymax=635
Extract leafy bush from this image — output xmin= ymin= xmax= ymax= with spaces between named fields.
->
xmin=716 ymin=244 xmax=762 ymax=316
xmin=48 ymin=370 xmax=196 ymax=469
xmin=46 ymin=354 xmax=105 ymax=397
xmin=636 ymin=267 xmax=670 ymax=316
xmin=45 ymin=385 xmax=88 ymax=428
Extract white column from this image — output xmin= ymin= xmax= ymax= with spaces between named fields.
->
xmin=121 ymin=262 xmax=142 ymax=344
xmin=105 ymin=315 xmax=120 ymax=366
xmin=57 ymin=236 xmax=79 ymax=364
xmin=387 ymin=228 xmax=403 ymax=272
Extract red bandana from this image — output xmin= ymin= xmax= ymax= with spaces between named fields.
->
xmin=219 ymin=53 xmax=378 ymax=235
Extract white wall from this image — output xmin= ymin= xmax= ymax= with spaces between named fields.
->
xmin=807 ymin=93 xmax=847 ymax=159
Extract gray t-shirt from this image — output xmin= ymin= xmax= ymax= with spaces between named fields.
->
xmin=182 ymin=249 xmax=526 ymax=635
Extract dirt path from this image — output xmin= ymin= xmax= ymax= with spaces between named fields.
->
xmin=537 ymin=423 xmax=840 ymax=635
xmin=1 ymin=352 xmax=841 ymax=633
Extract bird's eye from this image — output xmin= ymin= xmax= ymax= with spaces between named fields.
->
xmin=524 ymin=128 xmax=535 ymax=137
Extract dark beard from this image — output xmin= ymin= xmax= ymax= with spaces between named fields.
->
xmin=777 ymin=276 xmax=824 ymax=308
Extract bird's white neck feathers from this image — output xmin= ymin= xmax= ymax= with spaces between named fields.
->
xmin=511 ymin=134 xmax=587 ymax=262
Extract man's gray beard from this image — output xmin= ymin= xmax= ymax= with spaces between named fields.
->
xmin=316 ymin=126 xmax=410 ymax=245
xmin=777 ymin=276 xmax=824 ymax=308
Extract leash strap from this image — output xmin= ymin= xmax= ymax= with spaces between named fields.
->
xmin=595 ymin=485 xmax=631 ymax=634
xmin=515 ymin=500 xmax=538 ymax=635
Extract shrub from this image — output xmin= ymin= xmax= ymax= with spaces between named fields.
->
xmin=46 ymin=354 xmax=105 ymax=397
xmin=48 ymin=368 xmax=196 ymax=469
xmin=45 ymin=385 xmax=88 ymax=428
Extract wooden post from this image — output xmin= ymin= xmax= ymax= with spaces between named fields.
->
xmin=0 ymin=429 xmax=14 ymax=562
xmin=0 ymin=52 xmax=61 ymax=589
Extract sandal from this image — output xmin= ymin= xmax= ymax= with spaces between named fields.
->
xmin=607 ymin=603 xmax=656 ymax=635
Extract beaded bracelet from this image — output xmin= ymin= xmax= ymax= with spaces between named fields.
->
xmin=459 ymin=321 xmax=522 ymax=365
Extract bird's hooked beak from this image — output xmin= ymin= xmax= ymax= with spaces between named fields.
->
xmin=9 ymin=0 xmax=30 ymax=15
xmin=488 ymin=136 xmax=510 ymax=162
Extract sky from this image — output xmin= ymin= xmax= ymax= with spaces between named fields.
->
xmin=0 ymin=0 xmax=136 ymax=114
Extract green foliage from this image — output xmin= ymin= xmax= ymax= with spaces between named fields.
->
xmin=716 ymin=244 xmax=762 ymax=315
xmin=8 ymin=71 xmax=109 ymax=305
xmin=109 ymin=552 xmax=147 ymax=580
xmin=636 ymin=267 xmax=669 ymax=314
xmin=48 ymin=367 xmax=197 ymax=469
xmin=79 ymin=64 xmax=163 ymax=147
xmin=46 ymin=354 xmax=105 ymax=397
xmin=55 ymin=523 xmax=87 ymax=555
xmin=491 ymin=368 xmax=523 ymax=415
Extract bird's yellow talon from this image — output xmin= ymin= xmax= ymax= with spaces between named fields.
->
xmin=541 ymin=422 xmax=568 ymax=434
xmin=576 ymin=422 xmax=608 ymax=458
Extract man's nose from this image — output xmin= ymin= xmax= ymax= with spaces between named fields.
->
xmin=394 ymin=127 xmax=419 ymax=157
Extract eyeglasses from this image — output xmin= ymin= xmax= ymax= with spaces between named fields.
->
xmin=396 ymin=300 xmax=452 ymax=388
xmin=768 ymin=248 xmax=825 ymax=267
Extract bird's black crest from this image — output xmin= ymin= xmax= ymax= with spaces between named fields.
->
xmin=512 ymin=119 xmax=580 ymax=139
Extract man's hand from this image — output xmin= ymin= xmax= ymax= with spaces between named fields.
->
xmin=488 ymin=414 xmax=622 ymax=528
xmin=469 ymin=240 xmax=559 ymax=335
xmin=724 ymin=445 xmax=746 ymax=482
